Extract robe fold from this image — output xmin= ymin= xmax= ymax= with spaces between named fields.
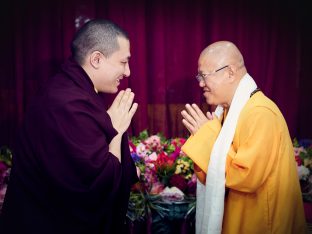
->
xmin=0 ymin=58 xmax=138 ymax=233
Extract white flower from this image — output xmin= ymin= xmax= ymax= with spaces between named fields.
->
xmin=297 ymin=165 xmax=310 ymax=180
xmin=160 ymin=186 xmax=184 ymax=202
xmin=136 ymin=143 xmax=148 ymax=157
xmin=147 ymin=152 xmax=158 ymax=162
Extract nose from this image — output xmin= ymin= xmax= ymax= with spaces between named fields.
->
xmin=124 ymin=63 xmax=130 ymax=77
xmin=199 ymin=80 xmax=206 ymax=87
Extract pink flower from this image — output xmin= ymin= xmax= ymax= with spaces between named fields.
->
xmin=295 ymin=156 xmax=303 ymax=166
xmin=0 ymin=186 xmax=7 ymax=199
xmin=143 ymin=167 xmax=159 ymax=192
xmin=170 ymin=147 xmax=181 ymax=161
xmin=145 ymin=135 xmax=162 ymax=152
xmin=0 ymin=161 xmax=7 ymax=173
xmin=136 ymin=143 xmax=149 ymax=157
xmin=171 ymin=138 xmax=186 ymax=147
xmin=149 ymin=182 xmax=165 ymax=194
xmin=147 ymin=152 xmax=158 ymax=162
xmin=129 ymin=141 xmax=136 ymax=153
xmin=294 ymin=146 xmax=305 ymax=157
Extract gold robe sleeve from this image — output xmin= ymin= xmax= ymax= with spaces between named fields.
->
xmin=181 ymin=117 xmax=222 ymax=183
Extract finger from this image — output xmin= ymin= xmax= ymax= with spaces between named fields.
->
xmin=182 ymin=119 xmax=195 ymax=135
xmin=191 ymin=104 xmax=206 ymax=119
xmin=181 ymin=110 xmax=197 ymax=127
xmin=125 ymin=92 xmax=135 ymax=110
xmin=111 ymin=90 xmax=125 ymax=108
xmin=185 ymin=104 xmax=200 ymax=120
xmin=128 ymin=102 xmax=138 ymax=118
xmin=118 ymin=89 xmax=132 ymax=108
xmin=119 ymin=91 xmax=134 ymax=112
xmin=206 ymin=112 xmax=213 ymax=120
xmin=124 ymin=88 xmax=131 ymax=96
xmin=181 ymin=115 xmax=197 ymax=131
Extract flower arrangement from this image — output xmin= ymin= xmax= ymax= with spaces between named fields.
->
xmin=294 ymin=138 xmax=312 ymax=201
xmin=0 ymin=146 xmax=12 ymax=212
xmin=127 ymin=130 xmax=196 ymax=224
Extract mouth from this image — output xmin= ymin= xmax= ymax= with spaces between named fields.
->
xmin=116 ymin=77 xmax=123 ymax=84
xmin=203 ymin=88 xmax=210 ymax=93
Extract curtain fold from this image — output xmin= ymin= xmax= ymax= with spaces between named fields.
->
xmin=0 ymin=0 xmax=310 ymax=148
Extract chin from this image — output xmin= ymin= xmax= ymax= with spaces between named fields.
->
xmin=204 ymin=97 xmax=212 ymax=105
xmin=113 ymin=86 xmax=119 ymax=93
xmin=109 ymin=89 xmax=118 ymax=94
xmin=109 ymin=87 xmax=118 ymax=92
xmin=98 ymin=87 xmax=118 ymax=94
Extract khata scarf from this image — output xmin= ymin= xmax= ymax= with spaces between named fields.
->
xmin=196 ymin=73 xmax=257 ymax=234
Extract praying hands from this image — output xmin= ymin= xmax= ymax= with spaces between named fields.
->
xmin=181 ymin=103 xmax=214 ymax=135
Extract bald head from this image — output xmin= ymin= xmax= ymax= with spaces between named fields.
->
xmin=200 ymin=41 xmax=244 ymax=69
xmin=197 ymin=41 xmax=247 ymax=108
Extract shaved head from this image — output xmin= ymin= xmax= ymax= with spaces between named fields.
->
xmin=197 ymin=41 xmax=247 ymax=108
xmin=200 ymin=41 xmax=244 ymax=68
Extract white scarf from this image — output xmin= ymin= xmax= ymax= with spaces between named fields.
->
xmin=196 ymin=73 xmax=257 ymax=234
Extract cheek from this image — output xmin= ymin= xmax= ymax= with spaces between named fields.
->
xmin=110 ymin=65 xmax=124 ymax=77
xmin=207 ymin=83 xmax=222 ymax=100
xmin=211 ymin=79 xmax=224 ymax=91
xmin=101 ymin=67 xmax=118 ymax=82
xmin=205 ymin=81 xmax=216 ymax=91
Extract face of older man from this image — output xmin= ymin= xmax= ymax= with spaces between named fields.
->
xmin=197 ymin=55 xmax=233 ymax=108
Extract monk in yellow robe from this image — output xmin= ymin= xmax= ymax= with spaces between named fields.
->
xmin=181 ymin=41 xmax=307 ymax=234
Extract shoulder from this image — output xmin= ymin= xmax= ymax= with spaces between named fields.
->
xmin=26 ymin=74 xmax=109 ymax=129
xmin=241 ymin=91 xmax=282 ymax=119
xmin=237 ymin=91 xmax=287 ymax=134
xmin=38 ymin=72 xmax=104 ymax=113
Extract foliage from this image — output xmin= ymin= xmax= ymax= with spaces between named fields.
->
xmin=0 ymin=146 xmax=12 ymax=211
xmin=0 ymin=146 xmax=12 ymax=167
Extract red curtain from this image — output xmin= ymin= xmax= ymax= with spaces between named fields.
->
xmin=0 ymin=0 xmax=311 ymax=148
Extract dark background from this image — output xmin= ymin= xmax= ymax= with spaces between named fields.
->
xmin=0 ymin=0 xmax=311 ymax=149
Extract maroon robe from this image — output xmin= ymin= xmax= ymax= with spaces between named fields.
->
xmin=0 ymin=58 xmax=138 ymax=233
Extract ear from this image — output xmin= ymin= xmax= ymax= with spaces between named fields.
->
xmin=90 ymin=51 xmax=103 ymax=69
xmin=227 ymin=65 xmax=235 ymax=82
xmin=228 ymin=65 xmax=235 ymax=76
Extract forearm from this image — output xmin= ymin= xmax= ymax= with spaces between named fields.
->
xmin=181 ymin=118 xmax=221 ymax=173
xmin=109 ymin=133 xmax=123 ymax=162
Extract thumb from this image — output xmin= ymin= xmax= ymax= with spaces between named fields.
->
xmin=206 ymin=111 xmax=213 ymax=120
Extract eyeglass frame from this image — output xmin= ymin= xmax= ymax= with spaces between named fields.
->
xmin=196 ymin=65 xmax=229 ymax=83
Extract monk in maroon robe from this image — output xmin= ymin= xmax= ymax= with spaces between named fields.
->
xmin=0 ymin=19 xmax=138 ymax=233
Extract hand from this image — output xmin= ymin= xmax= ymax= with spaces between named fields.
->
xmin=181 ymin=104 xmax=214 ymax=135
xmin=107 ymin=88 xmax=138 ymax=134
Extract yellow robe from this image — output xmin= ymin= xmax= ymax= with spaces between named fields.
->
xmin=182 ymin=92 xmax=307 ymax=234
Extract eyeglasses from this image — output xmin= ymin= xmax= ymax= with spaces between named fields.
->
xmin=196 ymin=65 xmax=229 ymax=83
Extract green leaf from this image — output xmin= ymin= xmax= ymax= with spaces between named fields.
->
xmin=293 ymin=138 xmax=300 ymax=147
xmin=0 ymin=146 xmax=13 ymax=167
